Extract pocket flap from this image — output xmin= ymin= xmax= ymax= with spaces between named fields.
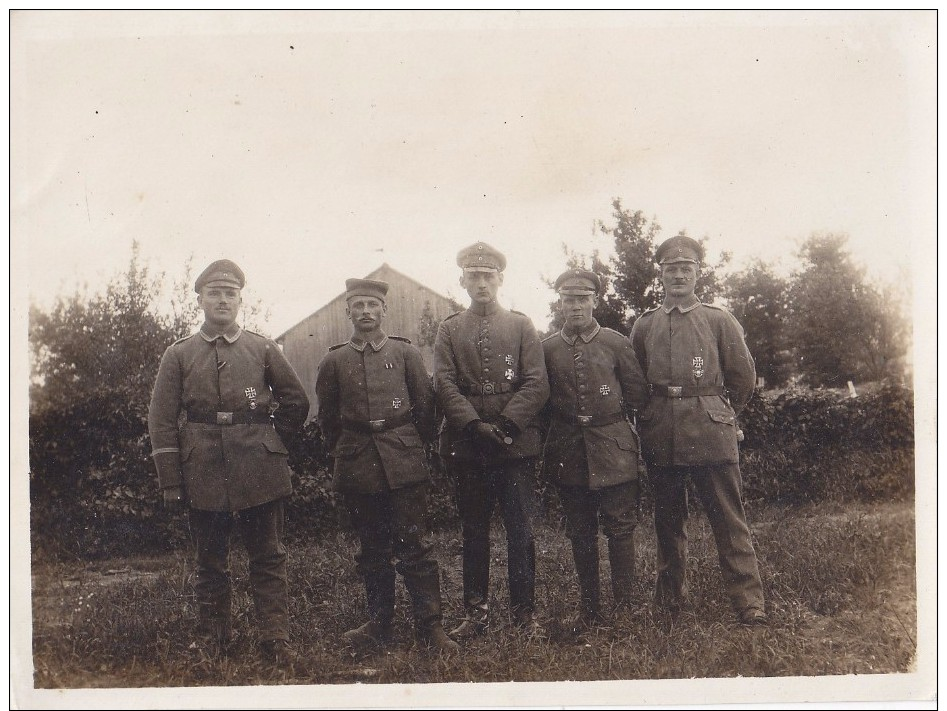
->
xmin=614 ymin=438 xmax=637 ymax=452
xmin=332 ymin=440 xmax=369 ymax=458
xmin=707 ymin=410 xmax=735 ymax=425
xmin=397 ymin=432 xmax=424 ymax=449
xmin=263 ymin=439 xmax=289 ymax=455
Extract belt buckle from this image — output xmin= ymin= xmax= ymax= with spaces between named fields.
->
xmin=216 ymin=411 xmax=234 ymax=425
xmin=369 ymin=419 xmax=386 ymax=432
xmin=482 ymin=383 xmax=495 ymax=395
xmin=577 ymin=415 xmax=592 ymax=426
xmin=668 ymin=386 xmax=683 ymax=398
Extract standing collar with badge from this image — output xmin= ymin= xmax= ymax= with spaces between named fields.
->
xmin=348 ymin=333 xmax=390 ymax=352
xmin=200 ymin=322 xmax=243 ymax=343
xmin=468 ymin=301 xmax=501 ymax=317
xmin=662 ymin=296 xmax=701 ymax=314
xmin=560 ymin=319 xmax=601 ymax=344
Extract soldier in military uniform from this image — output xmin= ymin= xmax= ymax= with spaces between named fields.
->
xmin=147 ymin=259 xmax=310 ymax=663
xmin=541 ymin=268 xmax=649 ymax=636
xmin=629 ymin=236 xmax=767 ymax=625
xmin=315 ymin=278 xmax=459 ymax=655
xmin=433 ymin=242 xmax=550 ymax=638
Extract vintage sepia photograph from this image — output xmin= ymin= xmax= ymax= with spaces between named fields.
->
xmin=12 ymin=10 xmax=936 ymax=709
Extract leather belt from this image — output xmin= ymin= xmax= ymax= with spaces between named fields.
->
xmin=649 ymin=384 xmax=725 ymax=398
xmin=461 ymin=382 xmax=515 ymax=396
xmin=556 ymin=411 xmax=626 ymax=427
xmin=187 ymin=410 xmax=273 ymax=425
xmin=342 ymin=409 xmax=413 ymax=433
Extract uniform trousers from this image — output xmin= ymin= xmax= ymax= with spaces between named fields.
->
xmin=342 ymin=484 xmax=442 ymax=627
xmin=650 ymin=463 xmax=764 ymax=613
xmin=188 ymin=497 xmax=288 ymax=642
xmin=452 ymin=457 xmax=537 ymax=616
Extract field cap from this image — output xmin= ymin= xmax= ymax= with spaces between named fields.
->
xmin=345 ymin=278 xmax=389 ymax=302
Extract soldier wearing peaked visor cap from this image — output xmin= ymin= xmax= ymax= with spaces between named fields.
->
xmin=434 ymin=241 xmax=550 ymax=639
xmin=630 ymin=236 xmax=767 ymax=627
xmin=148 ymin=259 xmax=309 ymax=665
xmin=542 ymin=267 xmax=648 ymax=637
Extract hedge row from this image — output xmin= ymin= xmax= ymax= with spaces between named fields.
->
xmin=29 ymin=384 xmax=915 ymax=560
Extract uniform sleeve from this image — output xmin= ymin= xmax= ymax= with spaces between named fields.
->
xmin=433 ymin=320 xmax=480 ymax=431
xmin=265 ymin=339 xmax=310 ymax=445
xmin=718 ymin=311 xmax=756 ymax=414
xmin=405 ymin=345 xmax=436 ymax=445
xmin=147 ymin=345 xmax=183 ymax=489
xmin=629 ymin=318 xmax=648 ymax=376
xmin=499 ymin=316 xmax=550 ymax=432
xmin=315 ymin=353 xmax=341 ymax=453
xmin=615 ymin=335 xmax=649 ymax=412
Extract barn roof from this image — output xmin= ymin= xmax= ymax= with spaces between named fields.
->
xmin=274 ymin=263 xmax=456 ymax=344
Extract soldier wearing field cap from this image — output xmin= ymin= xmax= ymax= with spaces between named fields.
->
xmin=434 ymin=241 xmax=550 ymax=638
xmin=316 ymin=278 xmax=459 ymax=655
xmin=629 ymin=235 xmax=766 ymax=625
xmin=148 ymin=259 xmax=310 ymax=664
xmin=541 ymin=268 xmax=649 ymax=637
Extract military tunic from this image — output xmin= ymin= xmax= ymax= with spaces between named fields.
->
xmin=148 ymin=325 xmax=309 ymax=512
xmin=629 ymin=297 xmax=764 ymax=616
xmin=433 ymin=302 xmax=549 ymax=459
xmin=629 ymin=300 xmax=756 ymax=466
xmin=542 ymin=321 xmax=648 ymax=489
xmin=315 ymin=334 xmax=435 ymax=494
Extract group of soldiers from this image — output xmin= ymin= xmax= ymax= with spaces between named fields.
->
xmin=147 ymin=234 xmax=766 ymax=667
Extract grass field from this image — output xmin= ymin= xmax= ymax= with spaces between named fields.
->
xmin=28 ymin=499 xmax=917 ymax=691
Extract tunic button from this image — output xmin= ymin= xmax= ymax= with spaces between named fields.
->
xmin=578 ymin=384 xmax=586 ymax=392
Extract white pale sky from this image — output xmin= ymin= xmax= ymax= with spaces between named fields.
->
xmin=13 ymin=10 xmax=936 ymax=337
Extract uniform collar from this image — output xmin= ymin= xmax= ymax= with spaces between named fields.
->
xmin=560 ymin=319 xmax=601 ymax=345
xmin=199 ymin=323 xmax=242 ymax=343
xmin=468 ymin=301 xmax=501 ymax=317
xmin=662 ymin=296 xmax=701 ymax=314
xmin=348 ymin=333 xmax=389 ymax=352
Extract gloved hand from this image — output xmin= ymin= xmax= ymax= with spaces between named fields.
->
xmin=469 ymin=420 xmax=512 ymax=447
xmin=162 ymin=485 xmax=186 ymax=512
xmin=494 ymin=416 xmax=520 ymax=439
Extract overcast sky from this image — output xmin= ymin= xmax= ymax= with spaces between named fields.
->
xmin=13 ymin=10 xmax=936 ymax=337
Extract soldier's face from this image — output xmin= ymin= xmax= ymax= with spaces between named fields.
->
xmin=460 ymin=270 xmax=503 ymax=304
xmin=661 ymin=263 xmax=699 ymax=299
xmin=198 ymin=286 xmax=242 ymax=328
xmin=559 ymin=293 xmax=598 ymax=332
xmin=346 ymin=297 xmax=386 ymax=333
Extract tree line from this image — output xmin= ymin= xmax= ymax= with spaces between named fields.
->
xmin=544 ymin=199 xmax=909 ymax=389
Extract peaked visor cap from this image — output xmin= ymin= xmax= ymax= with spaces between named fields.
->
xmin=195 ymin=259 xmax=246 ymax=293
xmin=655 ymin=235 xmax=704 ymax=265
xmin=457 ymin=241 xmax=507 ymax=272
xmin=554 ymin=268 xmax=601 ymax=295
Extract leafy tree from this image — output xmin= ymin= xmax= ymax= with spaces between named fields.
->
xmin=28 ymin=243 xmax=270 ymax=557
xmin=544 ymin=198 xmax=729 ymax=334
xmin=787 ymin=233 xmax=908 ymax=387
xmin=724 ymin=259 xmax=793 ymax=388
